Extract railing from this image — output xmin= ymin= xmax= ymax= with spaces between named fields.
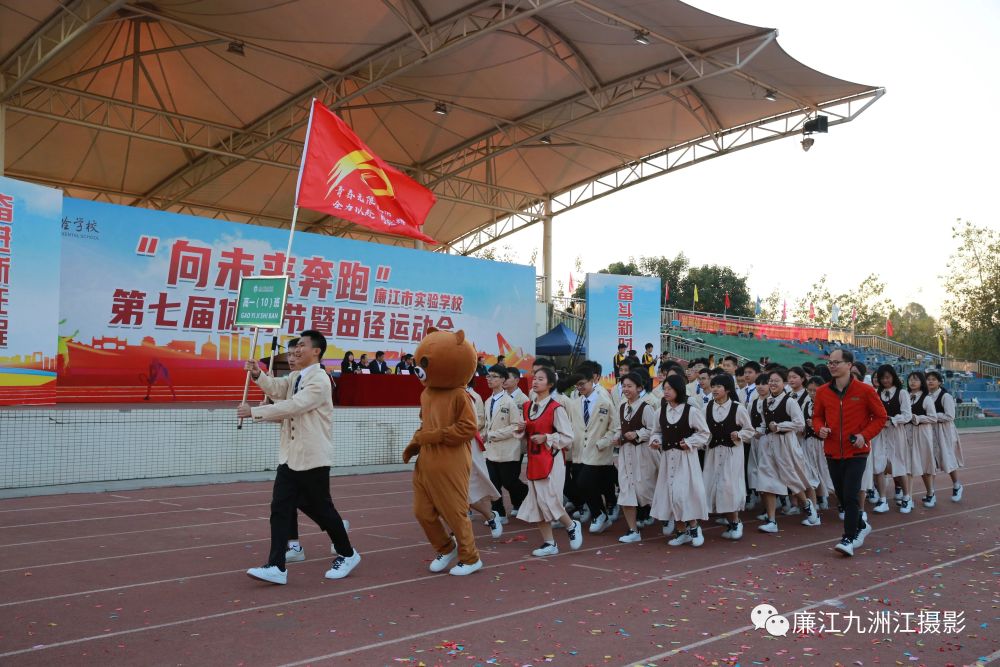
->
xmin=852 ymin=334 xmax=943 ymax=365
xmin=661 ymin=333 xmax=749 ymax=365
xmin=956 ymin=403 xmax=982 ymax=420
xmin=551 ymin=307 xmax=585 ymax=336
xmin=978 ymin=360 xmax=1000 ymax=379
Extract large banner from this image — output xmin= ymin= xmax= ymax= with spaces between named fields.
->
xmin=0 ymin=177 xmax=62 ymax=405
xmin=57 ymin=199 xmax=536 ymax=402
xmin=586 ymin=273 xmax=661 ymax=381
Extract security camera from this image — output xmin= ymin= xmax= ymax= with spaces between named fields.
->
xmin=801 ymin=137 xmax=814 ymax=152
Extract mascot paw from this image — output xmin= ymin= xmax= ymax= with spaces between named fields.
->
xmin=402 ymin=443 xmax=421 ymax=463
xmin=414 ymin=429 xmax=441 ymax=446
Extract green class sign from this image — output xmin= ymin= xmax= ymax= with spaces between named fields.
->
xmin=234 ymin=275 xmax=289 ymax=328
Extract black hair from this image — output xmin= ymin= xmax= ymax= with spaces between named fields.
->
xmin=736 ymin=364 xmax=746 ymax=375
xmin=815 ymin=364 xmax=832 ymax=382
xmin=591 ymin=360 xmax=603 ymax=377
xmin=506 ymin=368 xmax=521 ymax=381
xmin=743 ymin=361 xmax=762 ymax=373
xmin=627 ymin=349 xmax=638 ymax=356
xmin=342 ymin=351 xmax=354 ymax=361
xmin=709 ymin=373 xmax=739 ymax=404
xmin=533 ymin=366 xmax=557 ymax=390
xmin=298 ymin=330 xmax=327 ymax=358
xmin=575 ymin=360 xmax=596 ymax=377
xmin=767 ymin=367 xmax=788 ymax=382
xmin=722 ymin=355 xmax=739 ymax=364
xmin=497 ymin=354 xmax=506 ymax=362
xmin=763 ymin=362 xmax=781 ymax=372
xmin=926 ymin=370 xmax=947 ymax=392
xmin=661 ymin=374 xmax=689 ymax=404
xmin=831 ymin=348 xmax=855 ymax=364
xmin=375 ymin=350 xmax=385 ymax=358
xmin=620 ymin=371 xmax=647 ymax=394
xmin=645 ymin=342 xmax=654 ymax=349
xmin=852 ymin=361 xmax=867 ymax=377
xmin=488 ymin=364 xmax=507 ymax=376
xmin=787 ymin=366 xmax=807 ymax=384
xmin=802 ymin=361 xmax=817 ymax=374
xmin=697 ymin=367 xmax=711 ymax=377
xmin=907 ymin=370 xmax=929 ymax=394
xmin=660 ymin=361 xmax=684 ymax=376
xmin=618 ymin=343 xmax=627 ymax=349
xmin=806 ymin=375 xmax=825 ymax=388
xmin=710 ymin=367 xmax=728 ymax=377
xmin=875 ymin=364 xmax=902 ymax=390
xmin=755 ymin=373 xmax=769 ymax=387
xmin=533 ymin=357 xmax=555 ymax=369
xmin=287 ymin=337 xmax=300 ymax=348
xmin=626 ymin=357 xmax=646 ymax=371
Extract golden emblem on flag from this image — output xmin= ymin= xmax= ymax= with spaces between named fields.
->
xmin=326 ymin=149 xmax=395 ymax=199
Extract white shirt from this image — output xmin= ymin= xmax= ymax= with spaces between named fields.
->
xmin=296 ymin=363 xmax=320 ymax=388
xmin=488 ymin=390 xmax=506 ymax=416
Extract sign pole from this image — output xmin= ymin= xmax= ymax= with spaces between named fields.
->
xmin=237 ymin=326 xmax=261 ymax=429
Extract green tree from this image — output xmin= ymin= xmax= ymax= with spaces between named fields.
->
xmin=757 ymin=288 xmax=783 ymax=321
xmin=890 ymin=302 xmax=938 ymax=352
xmin=679 ymin=265 xmax=752 ymax=316
xmin=942 ymin=220 xmax=1000 ymax=362
xmin=793 ymin=275 xmax=834 ymax=324
xmin=835 ymin=274 xmax=895 ymax=334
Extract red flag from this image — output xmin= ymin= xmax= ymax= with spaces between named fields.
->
xmin=664 ymin=281 xmax=670 ymax=304
xmin=295 ymin=99 xmax=437 ymax=243
xmin=568 ymin=273 xmax=575 ymax=293
xmin=886 ymin=317 xmax=894 ymax=337
xmin=724 ymin=291 xmax=731 ymax=309
xmin=809 ymin=302 xmax=815 ymax=320
xmin=782 ymin=300 xmax=787 ymax=321
xmin=852 ymin=307 xmax=857 ymax=323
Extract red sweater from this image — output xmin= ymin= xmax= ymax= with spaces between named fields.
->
xmin=812 ymin=378 xmax=888 ymax=459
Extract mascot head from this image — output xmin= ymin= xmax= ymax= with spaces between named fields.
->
xmin=413 ymin=327 xmax=477 ymax=389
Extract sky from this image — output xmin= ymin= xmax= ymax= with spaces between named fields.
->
xmin=490 ymin=0 xmax=1000 ymax=318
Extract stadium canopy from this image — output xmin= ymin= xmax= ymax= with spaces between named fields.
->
xmin=1 ymin=0 xmax=883 ymax=302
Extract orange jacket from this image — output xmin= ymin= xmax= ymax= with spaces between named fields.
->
xmin=812 ymin=378 xmax=887 ymax=459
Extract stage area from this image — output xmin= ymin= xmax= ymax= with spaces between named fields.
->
xmin=0 ymin=432 xmax=997 ymax=666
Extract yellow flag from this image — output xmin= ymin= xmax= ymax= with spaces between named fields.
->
xmin=693 ymin=285 xmax=699 ymax=303
xmin=938 ymin=335 xmax=943 ymax=355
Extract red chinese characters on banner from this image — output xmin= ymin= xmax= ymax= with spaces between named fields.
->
xmin=0 ymin=193 xmax=13 ymax=348
xmin=616 ymin=284 xmax=634 ymax=351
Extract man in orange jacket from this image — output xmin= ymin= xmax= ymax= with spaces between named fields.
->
xmin=812 ymin=348 xmax=887 ymax=557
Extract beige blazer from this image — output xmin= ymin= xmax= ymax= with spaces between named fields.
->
xmin=251 ymin=367 xmax=334 ymax=471
xmin=578 ymin=391 xmax=619 ymax=466
xmin=484 ymin=391 xmax=524 ymax=462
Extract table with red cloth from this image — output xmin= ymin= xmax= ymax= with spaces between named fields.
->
xmin=334 ymin=374 xmax=531 ymax=407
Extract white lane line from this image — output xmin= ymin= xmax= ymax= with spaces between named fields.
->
xmin=569 ymin=563 xmax=620 ymax=574
xmin=158 ymin=502 xmax=182 ymax=507
xmin=625 ymin=545 xmax=1000 ymax=667
xmin=1 ymin=501 xmax=996 ymax=659
xmin=0 ymin=527 xmax=537 ymax=608
xmin=707 ymin=584 xmax=762 ymax=597
xmin=0 ymin=478 xmax=413 ymax=513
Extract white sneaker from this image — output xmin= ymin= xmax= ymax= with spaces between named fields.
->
xmin=532 ymin=542 xmax=558 ymax=557
xmin=756 ymin=512 xmax=770 ymax=522
xmin=567 ymin=520 xmax=584 ymax=550
xmin=715 ymin=516 xmax=730 ymax=526
xmin=510 ymin=508 xmax=518 ymax=517
xmin=499 ymin=515 xmax=509 ymax=525
xmin=801 ymin=514 xmax=821 ymax=526
xmin=589 ymin=513 xmax=610 ymax=534
xmin=661 ymin=519 xmax=675 ymax=536
xmin=818 ymin=496 xmax=830 ymax=510
xmin=618 ymin=530 xmax=641 ymax=544
xmin=758 ymin=520 xmax=778 ymax=533
xmin=803 ymin=501 xmax=819 ymax=526
xmin=894 ymin=488 xmax=904 ymax=505
xmin=608 ymin=505 xmax=621 ymax=522
xmin=578 ymin=507 xmax=592 ymax=524
xmin=449 ymin=559 xmax=483 ymax=576
xmin=899 ymin=497 xmax=912 ymax=514
xmin=486 ymin=511 xmax=503 ymax=539
xmin=951 ymin=484 xmax=963 ymax=502
xmin=429 ymin=545 xmax=458 ymax=573
xmin=834 ymin=538 xmax=854 ymax=557
xmin=324 ymin=551 xmax=361 ymax=579
xmin=722 ymin=522 xmax=743 ymax=540
xmin=637 ymin=516 xmax=656 ymax=529
xmin=247 ymin=565 xmax=287 ymax=585
xmin=667 ymin=530 xmax=692 ymax=546
xmin=781 ymin=505 xmax=802 ymax=516
xmin=689 ymin=525 xmax=705 ymax=547
xmin=923 ymin=494 xmax=937 ymax=508
xmin=872 ymin=498 xmax=890 ymax=514
xmin=837 ymin=506 xmax=846 ymax=520
xmin=285 ymin=545 xmax=305 ymax=563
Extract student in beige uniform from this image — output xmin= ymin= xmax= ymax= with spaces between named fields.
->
xmin=649 ymin=374 xmax=711 ymax=546
xmin=516 ymin=367 xmax=583 ymax=557
xmin=702 ymin=374 xmax=754 ymax=540
xmin=784 ymin=366 xmax=820 ymax=517
xmin=239 ymin=331 xmax=359 ymax=585
xmin=926 ymin=371 xmax=965 ymax=505
xmin=464 ymin=378 xmax=503 ymax=538
xmin=906 ymin=371 xmax=938 ymax=508
xmin=870 ymin=365 xmax=912 ymax=515
xmin=615 ymin=371 xmax=659 ymax=544
xmin=484 ymin=364 xmax=528 ymax=523
xmin=753 ymin=369 xmax=820 ymax=533
xmin=572 ymin=367 xmax=620 ymax=534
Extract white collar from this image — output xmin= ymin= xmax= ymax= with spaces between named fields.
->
xmin=298 ymin=363 xmax=320 ymax=380
xmin=713 ymin=398 xmax=732 ymax=411
xmin=490 ymin=390 xmax=505 ymax=399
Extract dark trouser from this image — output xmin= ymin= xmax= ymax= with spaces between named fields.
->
xmin=744 ymin=440 xmax=754 ymax=495
xmin=826 ymin=455 xmax=868 ymax=540
xmin=487 ymin=459 xmax=528 ymax=516
xmin=268 ymin=464 xmax=352 ymax=569
xmin=564 ymin=462 xmax=585 ymax=507
xmin=577 ymin=464 xmax=617 ymax=517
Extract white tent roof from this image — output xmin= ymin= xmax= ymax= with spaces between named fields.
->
xmin=1 ymin=0 xmax=883 ymax=250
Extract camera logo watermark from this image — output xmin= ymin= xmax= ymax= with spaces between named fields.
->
xmin=751 ymin=603 xmax=966 ymax=636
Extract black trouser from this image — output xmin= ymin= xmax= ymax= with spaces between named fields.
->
xmin=577 ymin=464 xmax=617 ymax=517
xmin=564 ymin=462 xmax=585 ymax=508
xmin=487 ymin=460 xmax=528 ymax=516
xmin=744 ymin=440 xmax=754 ymax=495
xmin=826 ymin=455 xmax=868 ymax=540
xmin=268 ymin=464 xmax=352 ymax=569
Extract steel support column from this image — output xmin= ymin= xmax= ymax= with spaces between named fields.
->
xmin=542 ymin=197 xmax=553 ymax=319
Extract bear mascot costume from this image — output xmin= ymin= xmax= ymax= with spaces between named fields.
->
xmin=402 ymin=328 xmax=483 ymax=575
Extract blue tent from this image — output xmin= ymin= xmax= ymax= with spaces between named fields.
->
xmin=535 ymin=323 xmax=580 ymax=356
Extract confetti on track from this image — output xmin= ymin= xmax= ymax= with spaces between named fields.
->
xmin=0 ymin=433 xmax=997 ymax=666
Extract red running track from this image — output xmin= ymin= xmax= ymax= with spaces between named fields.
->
xmin=0 ymin=433 xmax=997 ymax=666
